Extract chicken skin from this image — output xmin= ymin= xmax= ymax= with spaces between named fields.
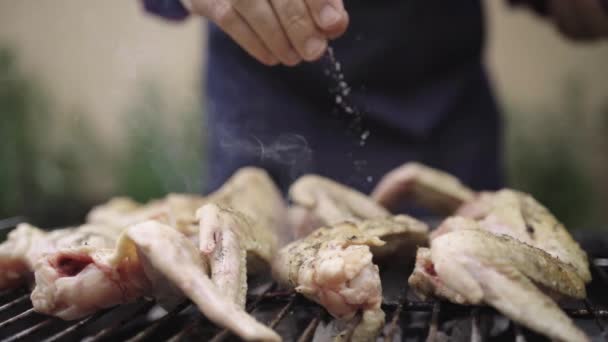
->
xmin=288 ymin=175 xmax=390 ymax=239
xmin=86 ymin=193 xmax=206 ymax=236
xmin=19 ymin=167 xmax=285 ymax=341
xmin=198 ymin=167 xmax=285 ymax=306
xmin=452 ymin=189 xmax=591 ymax=283
xmin=31 ymin=221 xmax=280 ymax=342
xmin=274 ymin=216 xmax=429 ymax=341
xmin=273 ymin=221 xmax=385 ymax=342
xmin=0 ymin=223 xmax=122 ymax=290
xmin=372 ymin=162 xmax=591 ymax=284
xmin=409 ymin=222 xmax=588 ymax=342
xmin=372 ymin=162 xmax=475 ymax=214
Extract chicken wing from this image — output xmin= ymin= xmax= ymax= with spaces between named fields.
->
xmin=86 ymin=193 xmax=206 ymax=236
xmin=273 ymin=221 xmax=385 ymax=342
xmin=371 ymin=162 xmax=475 ymax=214
xmin=273 ymin=216 xmax=428 ymax=341
xmin=372 ymin=162 xmax=591 ymax=284
xmin=31 ymin=221 xmax=280 ymax=342
xmin=409 ymin=224 xmax=588 ymax=342
xmin=452 ymin=189 xmax=591 ymax=283
xmin=288 ymin=175 xmax=390 ymax=238
xmin=0 ymin=223 xmax=121 ymax=290
xmin=198 ymin=167 xmax=285 ymax=306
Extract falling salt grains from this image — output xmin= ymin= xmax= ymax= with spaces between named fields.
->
xmin=324 ymin=46 xmax=370 ymax=147
xmin=366 ymin=176 xmax=374 ymax=183
xmin=359 ymin=130 xmax=370 ymax=146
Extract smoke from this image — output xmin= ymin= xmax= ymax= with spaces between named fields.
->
xmin=219 ymin=133 xmax=313 ymax=181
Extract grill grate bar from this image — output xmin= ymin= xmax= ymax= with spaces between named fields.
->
xmin=513 ymin=323 xmax=527 ymax=342
xmin=470 ymin=308 xmax=482 ymax=342
xmin=0 ymin=308 xmax=35 ymax=329
xmin=126 ymin=301 xmax=190 ymax=342
xmin=166 ymin=316 xmax=201 ymax=342
xmin=0 ymin=294 xmax=29 ymax=312
xmin=87 ymin=301 xmax=156 ymax=342
xmin=41 ymin=307 xmax=113 ymax=342
xmin=592 ymin=261 xmax=608 ymax=285
xmin=296 ymin=317 xmax=321 ymax=342
xmin=0 ymin=318 xmax=53 ymax=342
xmin=583 ymin=299 xmax=606 ymax=333
xmin=208 ymin=284 xmax=280 ymax=342
xmin=0 ymin=288 xmax=24 ymax=299
xmin=381 ymin=300 xmax=608 ymax=318
xmin=268 ymin=295 xmax=296 ymax=329
xmin=424 ymin=301 xmax=440 ymax=342
xmin=384 ymin=296 xmax=407 ymax=341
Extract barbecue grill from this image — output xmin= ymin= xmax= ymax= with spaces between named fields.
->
xmin=1 ymin=218 xmax=607 ymax=342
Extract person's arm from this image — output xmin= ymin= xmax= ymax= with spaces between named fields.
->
xmin=509 ymin=0 xmax=608 ymax=40
xmin=141 ymin=0 xmax=190 ymax=21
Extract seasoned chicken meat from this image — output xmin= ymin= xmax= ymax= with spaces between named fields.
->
xmin=288 ymin=175 xmax=390 ymax=239
xmin=32 ymin=221 xmax=280 ymax=342
xmin=273 ymin=216 xmax=428 ymax=341
xmin=372 ymin=162 xmax=591 ymax=284
xmin=24 ymin=167 xmax=285 ymax=341
xmin=452 ymin=189 xmax=591 ymax=283
xmin=86 ymin=193 xmax=206 ymax=236
xmin=0 ymin=223 xmax=122 ymax=290
xmin=372 ymin=162 xmax=475 ymax=214
xmin=274 ymin=222 xmax=385 ymax=342
xmin=409 ymin=224 xmax=588 ymax=342
xmin=198 ymin=167 xmax=285 ymax=306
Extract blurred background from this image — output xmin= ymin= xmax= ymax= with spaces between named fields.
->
xmin=0 ymin=1 xmax=606 ymax=230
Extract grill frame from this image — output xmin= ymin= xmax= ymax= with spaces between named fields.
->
xmin=1 ymin=218 xmax=607 ymax=342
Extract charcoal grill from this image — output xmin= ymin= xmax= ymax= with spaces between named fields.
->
xmin=1 ymin=217 xmax=607 ymax=342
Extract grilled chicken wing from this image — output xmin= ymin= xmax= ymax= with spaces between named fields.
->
xmin=0 ymin=223 xmax=121 ymax=290
xmin=371 ymin=162 xmax=475 ymax=214
xmin=274 ymin=222 xmax=385 ymax=342
xmin=451 ymin=189 xmax=591 ymax=283
xmin=198 ymin=167 xmax=285 ymax=306
xmin=86 ymin=193 xmax=206 ymax=236
xmin=32 ymin=221 xmax=280 ymax=342
xmin=372 ymin=162 xmax=591 ymax=284
xmin=409 ymin=222 xmax=588 ymax=342
xmin=288 ymin=175 xmax=390 ymax=239
xmin=274 ymin=216 xmax=428 ymax=341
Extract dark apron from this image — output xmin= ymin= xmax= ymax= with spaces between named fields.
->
xmin=203 ymin=0 xmax=503 ymax=195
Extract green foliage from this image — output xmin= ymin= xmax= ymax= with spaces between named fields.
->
xmin=507 ymin=125 xmax=597 ymax=228
xmin=114 ymin=83 xmax=203 ymax=202
xmin=0 ymin=46 xmax=202 ymax=226
xmin=0 ymin=47 xmax=95 ymax=225
xmin=504 ymin=82 xmax=603 ymax=229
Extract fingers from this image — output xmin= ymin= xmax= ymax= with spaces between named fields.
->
xmin=190 ymin=0 xmax=351 ymax=65
xmin=305 ymin=0 xmax=349 ymax=39
xmin=191 ymin=1 xmax=278 ymax=66
xmin=230 ymin=0 xmax=301 ymax=66
xmin=270 ymin=0 xmax=328 ymax=61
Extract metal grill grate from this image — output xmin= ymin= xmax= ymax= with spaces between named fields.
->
xmin=1 ymin=218 xmax=607 ymax=342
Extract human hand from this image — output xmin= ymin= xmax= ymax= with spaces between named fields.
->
xmin=184 ymin=0 xmax=348 ymax=66
xmin=548 ymin=0 xmax=608 ymax=40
